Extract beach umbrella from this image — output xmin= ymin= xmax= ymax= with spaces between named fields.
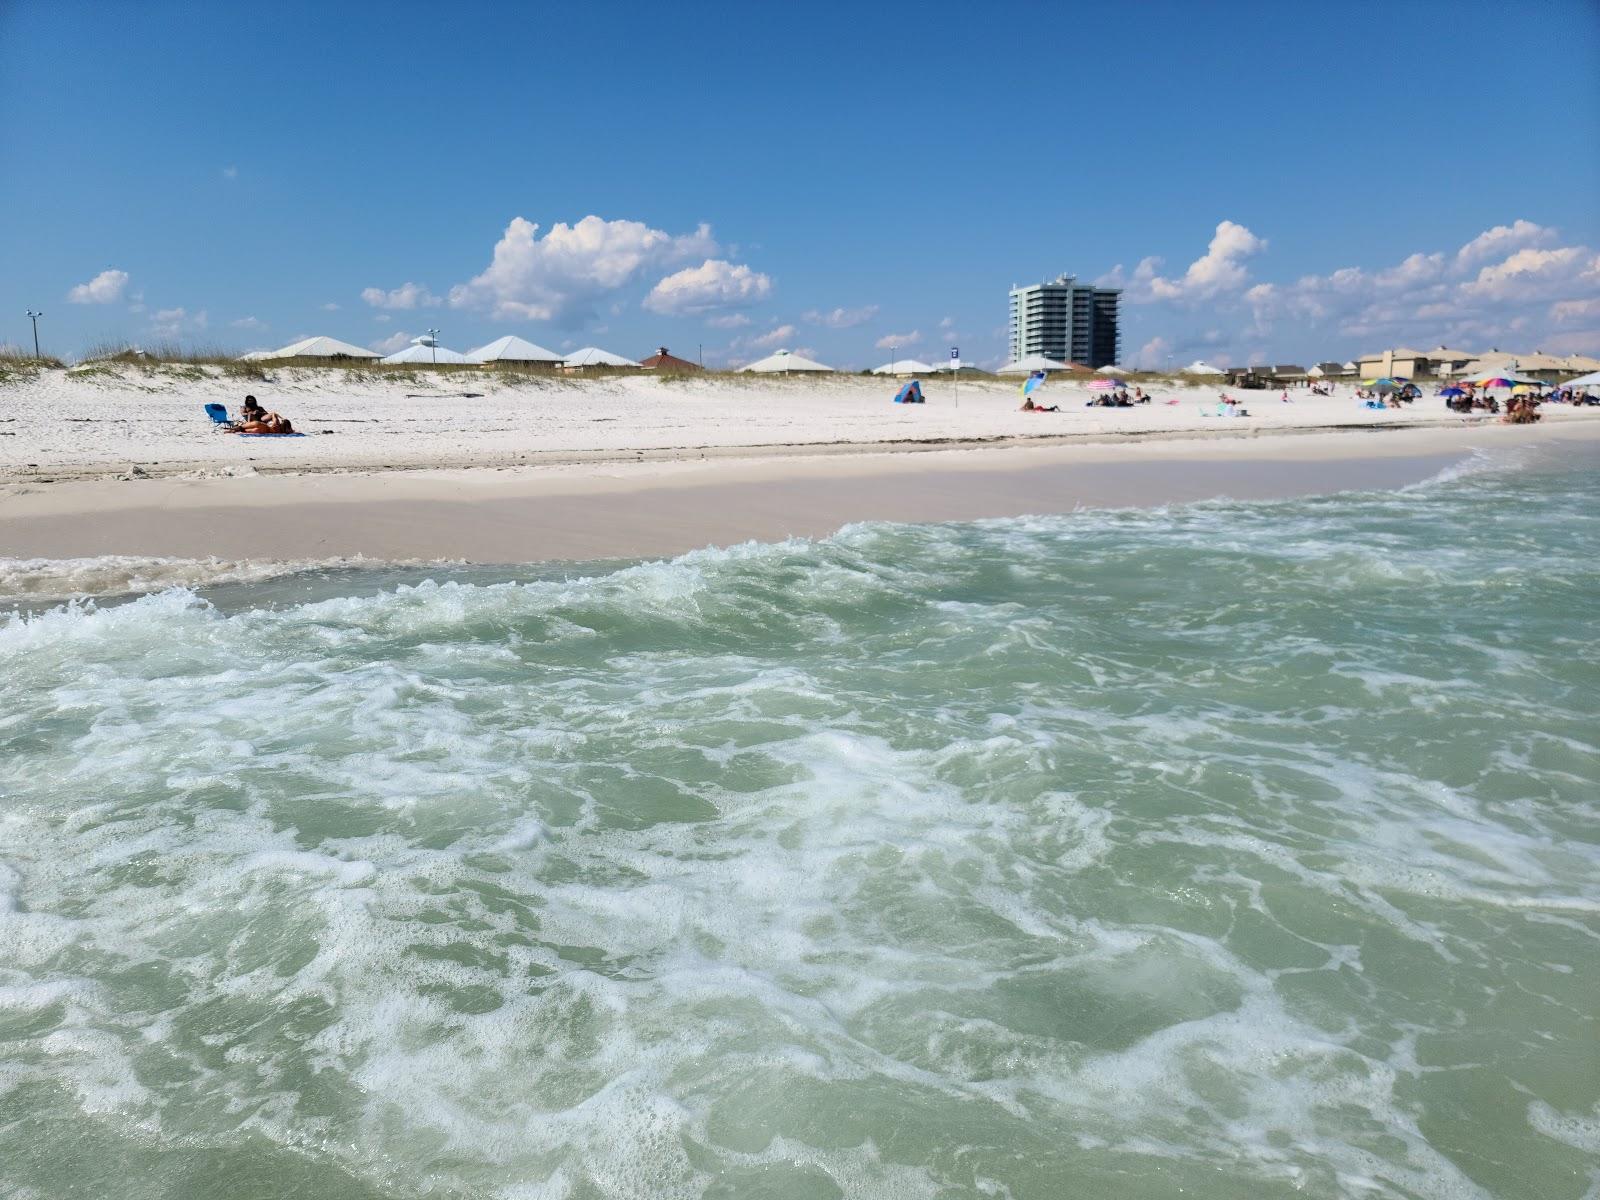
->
xmin=1021 ymin=370 xmax=1048 ymax=400
xmin=1087 ymin=378 xmax=1121 ymax=390
xmin=1467 ymin=371 xmax=1539 ymax=388
xmin=1439 ymin=386 xmax=1466 ymax=397
xmin=1363 ymin=376 xmax=1407 ymax=390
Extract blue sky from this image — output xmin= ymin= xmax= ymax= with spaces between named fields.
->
xmin=3 ymin=0 xmax=1598 ymax=368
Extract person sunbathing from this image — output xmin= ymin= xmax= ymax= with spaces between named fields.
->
xmin=236 ymin=411 xmax=293 ymax=434
xmin=1021 ymin=398 xmax=1060 ymax=412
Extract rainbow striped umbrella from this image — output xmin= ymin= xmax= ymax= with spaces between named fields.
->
xmin=1087 ymin=378 xmax=1123 ymax=390
xmin=1467 ymin=371 xmax=1539 ymax=388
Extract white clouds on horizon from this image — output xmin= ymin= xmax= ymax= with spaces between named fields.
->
xmin=643 ymin=258 xmax=772 ymax=315
xmin=1101 ymin=221 xmax=1268 ymax=303
xmin=149 ymin=307 xmax=207 ymax=336
xmin=874 ymin=330 xmax=920 ymax=349
xmin=448 ymin=215 xmax=719 ymax=325
xmin=361 ymin=282 xmax=440 ymax=310
xmin=803 ymin=305 xmax=878 ymax=329
xmin=67 ymin=269 xmax=129 ymax=304
xmin=746 ymin=324 xmax=796 ymax=350
xmin=1107 ymin=216 xmax=1600 ymax=361
xmin=370 ymin=330 xmax=411 ymax=354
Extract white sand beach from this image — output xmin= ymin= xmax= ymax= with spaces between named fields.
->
xmin=5 ymin=364 xmax=1595 ymax=483
xmin=2 ymin=363 xmax=1597 ymax=583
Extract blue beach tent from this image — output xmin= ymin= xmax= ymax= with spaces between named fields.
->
xmin=894 ymin=380 xmax=925 ymax=404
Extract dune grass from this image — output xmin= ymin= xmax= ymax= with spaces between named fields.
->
xmin=0 ymin=345 xmax=65 ymax=385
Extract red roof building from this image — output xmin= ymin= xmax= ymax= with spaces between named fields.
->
xmin=639 ymin=346 xmax=702 ymax=371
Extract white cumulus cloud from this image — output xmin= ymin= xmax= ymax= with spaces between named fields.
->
xmin=1101 ymin=222 xmax=1267 ymax=304
xmin=749 ymin=324 xmax=797 ymax=349
xmin=802 ymin=305 xmax=878 ymax=329
xmin=67 ymin=268 xmax=129 ymax=304
xmin=230 ymin=316 xmax=265 ymax=330
xmin=361 ymin=282 xmax=440 ymax=310
xmin=370 ymin=330 xmax=412 ymax=354
xmin=1223 ymin=218 xmax=1600 ymax=354
xmin=643 ymin=259 xmax=772 ymax=315
xmin=450 ymin=214 xmax=718 ymax=324
xmin=1455 ymin=219 xmax=1553 ymax=267
xmin=149 ymin=307 xmax=207 ymax=336
xmin=875 ymin=331 xmax=920 ymax=349
xmin=706 ymin=313 xmax=751 ymax=329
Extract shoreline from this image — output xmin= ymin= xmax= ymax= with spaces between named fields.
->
xmin=0 ymin=409 xmax=1507 ymax=486
xmin=5 ymin=422 xmax=1594 ymax=572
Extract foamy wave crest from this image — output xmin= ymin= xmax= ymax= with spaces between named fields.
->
xmin=0 ymin=554 xmax=377 ymax=603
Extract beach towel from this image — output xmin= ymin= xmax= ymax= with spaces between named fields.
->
xmin=235 ymin=431 xmax=305 ymax=438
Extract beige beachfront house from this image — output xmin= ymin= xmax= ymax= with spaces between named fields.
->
xmin=1353 ymin=346 xmax=1476 ymax=379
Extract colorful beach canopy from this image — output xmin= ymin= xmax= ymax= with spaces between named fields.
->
xmin=1466 ymin=370 xmax=1541 ymax=387
xmin=1021 ymin=370 xmax=1047 ymax=399
xmin=1087 ymin=378 xmax=1120 ymax=390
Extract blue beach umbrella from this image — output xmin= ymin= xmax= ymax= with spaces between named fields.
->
xmin=1021 ymin=370 xmax=1048 ymax=399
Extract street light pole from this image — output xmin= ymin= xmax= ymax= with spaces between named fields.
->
xmin=427 ymin=327 xmax=440 ymax=366
xmin=26 ymin=310 xmax=42 ymax=359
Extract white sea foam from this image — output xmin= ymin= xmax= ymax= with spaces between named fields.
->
xmin=0 ymin=554 xmax=382 ymax=603
xmin=0 ymin=449 xmax=1596 ymax=1196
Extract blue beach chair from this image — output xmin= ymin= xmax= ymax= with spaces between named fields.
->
xmin=204 ymin=403 xmax=230 ymax=424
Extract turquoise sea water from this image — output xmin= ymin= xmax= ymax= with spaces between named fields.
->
xmin=2 ymin=444 xmax=1597 ymax=1199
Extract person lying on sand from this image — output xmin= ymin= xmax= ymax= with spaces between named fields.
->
xmin=234 ymin=411 xmax=294 ymax=434
xmin=1020 ymin=398 xmax=1060 ymax=412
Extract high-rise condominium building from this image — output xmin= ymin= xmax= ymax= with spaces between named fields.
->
xmin=1008 ymin=274 xmax=1121 ymax=367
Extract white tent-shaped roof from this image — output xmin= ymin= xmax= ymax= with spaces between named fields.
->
xmin=237 ymin=349 xmax=275 ymax=361
xmin=1562 ymin=369 xmax=1600 ymax=389
xmin=561 ymin=346 xmax=640 ymax=368
xmin=1095 ymin=364 xmax=1129 ymax=375
xmin=739 ymin=349 xmax=834 ymax=373
xmin=997 ymin=355 xmax=1070 ymax=375
xmin=264 ymin=335 xmax=381 ymax=360
xmin=380 ymin=336 xmax=473 ymax=365
xmin=468 ymin=335 xmax=563 ymax=364
xmin=870 ymin=358 xmax=935 ymax=375
xmin=1180 ymin=359 xmax=1226 ymax=376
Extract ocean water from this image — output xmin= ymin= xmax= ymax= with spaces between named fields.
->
xmin=2 ymin=444 xmax=1597 ymax=1200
